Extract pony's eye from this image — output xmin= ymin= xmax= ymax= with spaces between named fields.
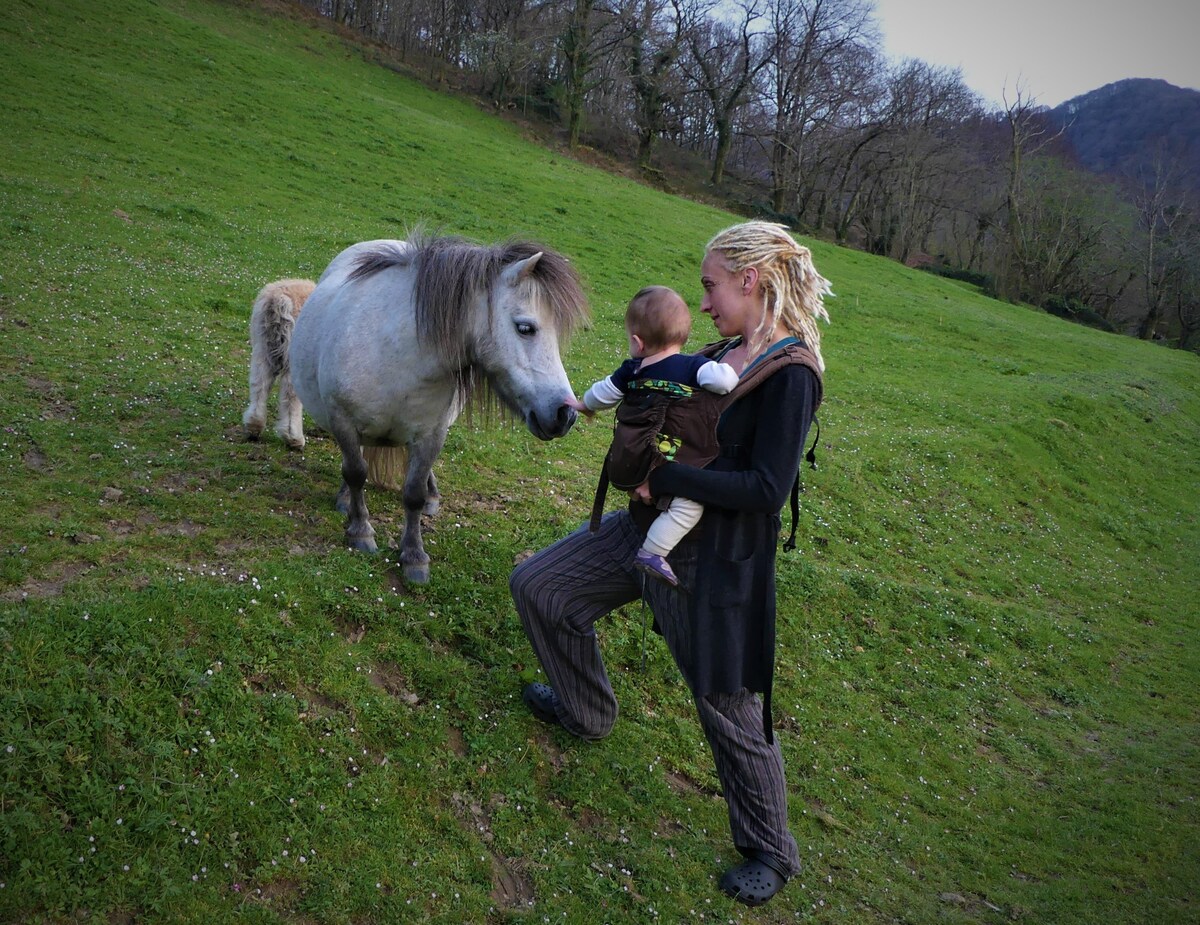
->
xmin=515 ymin=321 xmax=537 ymax=337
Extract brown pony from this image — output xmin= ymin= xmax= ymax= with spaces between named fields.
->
xmin=242 ymin=278 xmax=315 ymax=449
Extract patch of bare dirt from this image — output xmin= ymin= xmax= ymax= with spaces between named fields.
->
xmin=938 ymin=890 xmax=1006 ymax=917
xmin=442 ymin=490 xmax=511 ymax=515
xmin=573 ymin=806 xmax=605 ymax=830
xmin=1 ymin=560 xmax=91 ymax=602
xmin=155 ymin=471 xmax=209 ymax=494
xmin=241 ymin=876 xmax=320 ymax=923
xmin=806 ymin=797 xmax=852 ymax=833
xmin=153 ymin=520 xmax=204 ymax=538
xmin=365 ymin=660 xmax=421 ymax=705
xmin=533 ymin=727 xmax=568 ymax=770
xmin=447 ymin=791 xmax=536 ymax=909
xmin=490 ymin=854 xmax=535 ymax=909
xmin=23 ymin=445 xmax=49 ymax=471
xmin=294 ymin=684 xmax=347 ymax=718
xmin=106 ymin=519 xmax=139 ymax=538
xmin=385 ymin=567 xmax=408 ymax=594
xmin=664 ymin=768 xmax=721 ymax=799
xmin=38 ymin=399 xmax=76 ymax=421
xmin=333 ymin=614 xmax=367 ymax=643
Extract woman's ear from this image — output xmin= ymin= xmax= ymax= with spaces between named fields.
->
xmin=741 ymin=266 xmax=759 ymax=294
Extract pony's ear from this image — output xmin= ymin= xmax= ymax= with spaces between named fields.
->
xmin=503 ymin=252 xmax=543 ymax=285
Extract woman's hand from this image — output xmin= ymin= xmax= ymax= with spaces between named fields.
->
xmin=629 ymin=481 xmax=653 ymax=505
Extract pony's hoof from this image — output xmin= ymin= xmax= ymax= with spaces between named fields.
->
xmin=423 ymin=497 xmax=440 ymax=516
xmin=283 ymin=437 xmax=306 ymax=451
xmin=402 ymin=563 xmax=430 ymax=585
xmin=346 ymin=535 xmax=378 ymax=554
xmin=243 ymin=424 xmax=264 ymax=441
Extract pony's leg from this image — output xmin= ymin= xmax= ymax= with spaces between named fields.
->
xmin=275 ymin=369 xmax=305 ymax=450
xmin=398 ymin=433 xmax=448 ymax=584
xmin=243 ymin=342 xmax=273 ymax=440
xmin=424 ymin=469 xmax=440 ymax=516
xmin=330 ymin=421 xmax=377 ymax=553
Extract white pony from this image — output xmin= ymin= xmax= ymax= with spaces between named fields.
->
xmin=288 ymin=232 xmax=589 ymax=584
xmin=242 ymin=278 xmax=316 ymax=449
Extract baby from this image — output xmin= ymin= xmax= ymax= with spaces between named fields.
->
xmin=570 ymin=286 xmax=737 ymax=586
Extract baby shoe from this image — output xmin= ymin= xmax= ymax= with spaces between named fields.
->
xmin=633 ymin=549 xmax=679 ymax=587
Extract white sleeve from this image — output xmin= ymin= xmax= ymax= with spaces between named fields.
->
xmin=697 ymin=361 xmax=739 ymax=395
xmin=583 ymin=376 xmax=625 ymax=411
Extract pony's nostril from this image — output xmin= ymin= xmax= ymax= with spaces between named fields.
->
xmin=554 ymin=405 xmax=578 ymax=434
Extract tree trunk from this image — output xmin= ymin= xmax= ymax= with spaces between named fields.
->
xmin=771 ymin=136 xmax=789 ymax=214
xmin=562 ymin=0 xmax=596 ymax=149
xmin=711 ymin=116 xmax=732 ymax=185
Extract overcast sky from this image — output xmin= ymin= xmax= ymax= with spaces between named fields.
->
xmin=870 ymin=0 xmax=1200 ymax=109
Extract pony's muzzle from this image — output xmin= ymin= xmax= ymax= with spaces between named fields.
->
xmin=528 ymin=403 xmax=577 ymax=440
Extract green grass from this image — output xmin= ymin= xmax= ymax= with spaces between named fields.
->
xmin=2 ymin=0 xmax=1198 ymax=922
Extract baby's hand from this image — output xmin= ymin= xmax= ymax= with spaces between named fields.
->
xmin=566 ymin=396 xmax=595 ymax=418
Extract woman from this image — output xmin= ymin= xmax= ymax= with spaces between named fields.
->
xmin=510 ymin=221 xmax=830 ymax=907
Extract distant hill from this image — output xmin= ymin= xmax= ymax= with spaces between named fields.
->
xmin=1050 ymin=78 xmax=1200 ymax=188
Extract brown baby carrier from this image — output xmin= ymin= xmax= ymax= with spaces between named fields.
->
xmin=589 ymin=338 xmax=824 ymax=547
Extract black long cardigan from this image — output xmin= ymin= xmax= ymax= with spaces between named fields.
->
xmin=646 ymin=357 xmax=820 ymax=741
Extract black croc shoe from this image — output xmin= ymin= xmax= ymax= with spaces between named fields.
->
xmin=522 ymin=682 xmax=562 ymax=726
xmin=719 ymin=858 xmax=787 ymax=906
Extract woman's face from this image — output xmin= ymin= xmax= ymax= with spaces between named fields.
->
xmin=700 ymin=250 xmax=759 ymax=339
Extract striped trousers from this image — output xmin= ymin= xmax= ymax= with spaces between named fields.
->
xmin=510 ymin=510 xmax=801 ymax=876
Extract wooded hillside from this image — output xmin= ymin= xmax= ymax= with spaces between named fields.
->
xmin=309 ymin=0 xmax=1200 ymax=349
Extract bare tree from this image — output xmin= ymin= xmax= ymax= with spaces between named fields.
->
xmin=1175 ymin=246 xmax=1200 ymax=350
xmin=879 ymin=62 xmax=979 ymax=262
xmin=615 ymin=0 xmax=685 ymax=170
xmin=556 ymin=0 xmax=622 ymax=147
xmin=758 ymin=0 xmax=877 ymax=217
xmin=680 ymin=0 xmax=771 ymax=185
xmin=462 ymin=0 xmax=552 ymax=103
xmin=997 ymin=84 xmax=1068 ymax=300
xmin=1135 ymin=153 xmax=1190 ymax=339
xmin=1017 ymin=158 xmax=1126 ymax=310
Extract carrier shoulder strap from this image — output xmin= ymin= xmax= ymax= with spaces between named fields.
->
xmin=589 ymin=461 xmax=611 ymax=532
xmin=588 ymin=338 xmax=823 ymax=535
xmin=710 ymin=339 xmax=822 ymax=550
xmin=699 ymin=336 xmax=824 ymax=413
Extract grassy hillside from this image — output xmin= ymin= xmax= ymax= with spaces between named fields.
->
xmin=2 ymin=1 xmax=1198 ymax=922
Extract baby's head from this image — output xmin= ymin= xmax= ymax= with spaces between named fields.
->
xmin=625 ymin=286 xmax=691 ymax=355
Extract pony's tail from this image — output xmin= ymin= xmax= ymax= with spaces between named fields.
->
xmin=363 ymin=446 xmax=407 ymax=491
xmin=251 ymin=279 xmax=316 ymax=375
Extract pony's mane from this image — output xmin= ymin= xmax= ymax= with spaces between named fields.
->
xmin=347 ymin=230 xmax=589 ymax=414
xmin=412 ymin=231 xmax=588 ymax=358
